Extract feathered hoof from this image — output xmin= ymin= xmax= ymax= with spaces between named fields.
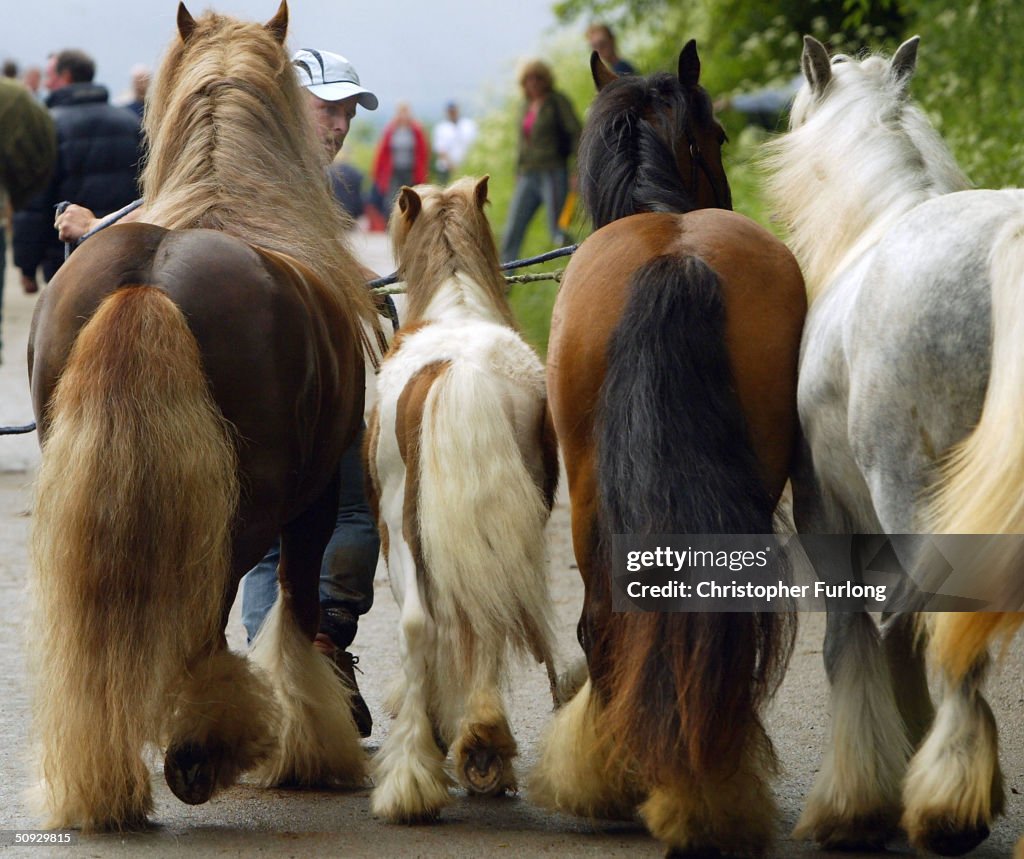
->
xmin=792 ymin=808 xmax=899 ymax=851
xmin=906 ymin=815 xmax=989 ymax=857
xmin=164 ymin=742 xmax=218 ymax=805
xmin=371 ymin=779 xmax=451 ymax=824
xmin=371 ymin=756 xmax=453 ymax=824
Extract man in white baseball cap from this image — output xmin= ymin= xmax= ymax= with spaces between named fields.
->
xmin=292 ymin=48 xmax=378 ymax=160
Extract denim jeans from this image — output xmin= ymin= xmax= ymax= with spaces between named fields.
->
xmin=500 ymin=167 xmax=569 ymax=263
xmin=241 ymin=425 xmax=380 ymax=647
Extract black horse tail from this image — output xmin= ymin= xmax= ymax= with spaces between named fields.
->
xmin=590 ymin=253 xmax=795 ymax=783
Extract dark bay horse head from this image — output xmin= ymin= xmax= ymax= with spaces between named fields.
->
xmin=579 ymin=41 xmax=732 ymax=229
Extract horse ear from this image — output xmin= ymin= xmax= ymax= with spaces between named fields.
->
xmin=678 ymin=40 xmax=700 ymax=88
xmin=474 ymin=175 xmax=490 ymax=209
xmin=177 ymin=2 xmax=197 ymax=42
xmin=265 ymin=0 xmax=288 ymax=44
xmin=591 ymin=51 xmax=618 ymax=92
xmin=801 ymin=35 xmax=832 ymax=96
xmin=890 ymin=35 xmax=920 ymax=89
xmin=398 ymin=186 xmax=421 ymax=223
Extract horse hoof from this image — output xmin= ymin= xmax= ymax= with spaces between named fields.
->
xmin=164 ymin=742 xmax=217 ymax=805
xmin=914 ymin=820 xmax=989 ymax=857
xmin=463 ymin=749 xmax=504 ymax=796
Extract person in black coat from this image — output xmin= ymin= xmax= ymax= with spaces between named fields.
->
xmin=13 ymin=49 xmax=141 ymax=293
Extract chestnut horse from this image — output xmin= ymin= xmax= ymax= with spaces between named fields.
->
xmin=366 ymin=177 xmax=559 ymax=822
xmin=28 ymin=2 xmax=377 ymax=830
xmin=529 ymin=44 xmax=806 ymax=856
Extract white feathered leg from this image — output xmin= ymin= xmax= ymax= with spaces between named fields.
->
xmin=371 ymin=534 xmax=452 ymax=822
xmin=902 ymin=657 xmax=1003 ymax=856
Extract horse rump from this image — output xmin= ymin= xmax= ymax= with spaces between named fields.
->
xmin=30 ymin=286 xmax=270 ymax=830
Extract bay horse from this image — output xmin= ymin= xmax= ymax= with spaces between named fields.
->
xmin=529 ymin=44 xmax=806 ymax=856
xmin=28 ymin=1 xmax=377 ymax=830
xmin=365 ymin=177 xmax=559 ymax=822
xmin=764 ymin=36 xmax=1024 ymax=854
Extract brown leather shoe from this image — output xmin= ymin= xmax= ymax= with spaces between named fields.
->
xmin=313 ymin=633 xmax=372 ymax=738
xmin=333 ymin=650 xmax=373 ymax=739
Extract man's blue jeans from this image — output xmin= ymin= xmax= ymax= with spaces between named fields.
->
xmin=500 ymin=167 xmax=569 ymax=263
xmin=241 ymin=426 xmax=380 ymax=648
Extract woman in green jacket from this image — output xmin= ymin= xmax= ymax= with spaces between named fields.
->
xmin=500 ymin=59 xmax=581 ymax=262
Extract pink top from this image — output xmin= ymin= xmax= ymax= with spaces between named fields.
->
xmin=522 ymin=105 xmax=539 ymax=138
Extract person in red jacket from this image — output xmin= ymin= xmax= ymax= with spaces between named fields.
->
xmin=371 ymin=101 xmax=429 ymax=217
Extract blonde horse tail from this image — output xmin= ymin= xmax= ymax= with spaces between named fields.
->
xmin=417 ymin=359 xmax=555 ymax=681
xmin=30 ymin=286 xmax=238 ymax=830
xmin=926 ymin=212 xmax=1024 ymax=679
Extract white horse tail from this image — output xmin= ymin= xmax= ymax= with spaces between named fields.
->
xmin=417 ymin=358 xmax=555 ymax=675
xmin=30 ymin=286 xmax=239 ymax=830
xmin=927 ymin=211 xmax=1024 ymax=679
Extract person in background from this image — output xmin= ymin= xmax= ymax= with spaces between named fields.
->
xmin=0 ymin=77 xmax=56 ymax=362
xmin=22 ymin=66 xmax=43 ymax=100
xmin=371 ymin=101 xmax=429 ymax=214
xmin=2 ymin=60 xmax=17 ymax=80
xmin=586 ymin=22 xmax=635 ymax=75
xmin=500 ymin=59 xmax=581 ymax=263
xmin=331 ymin=155 xmax=366 ymax=226
xmin=714 ymin=74 xmax=803 ymax=131
xmin=124 ymin=64 xmax=151 ymax=119
xmin=13 ymin=49 xmax=140 ymax=294
xmin=431 ymin=100 xmax=477 ymax=185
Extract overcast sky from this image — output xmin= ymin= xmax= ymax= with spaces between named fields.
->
xmin=6 ymin=0 xmax=565 ymax=122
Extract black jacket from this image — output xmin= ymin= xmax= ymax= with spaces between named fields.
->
xmin=14 ymin=82 xmax=141 ymax=282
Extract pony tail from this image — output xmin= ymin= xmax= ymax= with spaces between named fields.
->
xmin=417 ymin=361 xmax=555 ymax=669
xmin=30 ymin=287 xmax=238 ymax=830
xmin=591 ymin=254 xmax=795 ymax=782
xmin=926 ymin=212 xmax=1024 ymax=679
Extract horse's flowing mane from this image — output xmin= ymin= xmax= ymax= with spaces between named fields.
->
xmin=763 ymin=51 xmax=969 ymax=302
xmin=579 ymin=72 xmax=709 ymax=228
xmin=141 ymin=9 xmax=375 ymax=325
xmin=390 ymin=178 xmax=516 ymax=328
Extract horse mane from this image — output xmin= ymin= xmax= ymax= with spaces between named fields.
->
xmin=578 ymin=72 xmax=710 ymax=228
xmin=141 ymin=10 xmax=375 ymax=326
xmin=390 ymin=178 xmax=516 ymax=328
xmin=763 ymin=50 xmax=969 ymax=302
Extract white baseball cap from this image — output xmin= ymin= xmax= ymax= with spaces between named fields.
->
xmin=291 ymin=49 xmax=379 ymax=110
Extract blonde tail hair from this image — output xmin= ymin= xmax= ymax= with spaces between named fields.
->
xmin=30 ymin=287 xmax=238 ymax=830
xmin=418 ymin=360 xmax=555 ymax=681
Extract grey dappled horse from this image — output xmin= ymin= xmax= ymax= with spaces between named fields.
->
xmin=765 ymin=36 xmax=1024 ymax=856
